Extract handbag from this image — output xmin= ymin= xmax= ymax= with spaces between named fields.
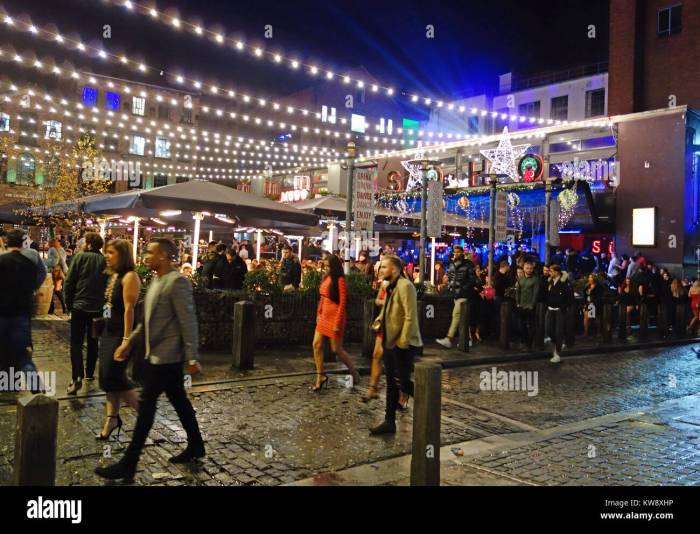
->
xmin=371 ymin=316 xmax=383 ymax=333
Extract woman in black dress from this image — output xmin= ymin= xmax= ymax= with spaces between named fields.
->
xmin=97 ymin=239 xmax=142 ymax=440
xmin=619 ymin=277 xmax=639 ymax=336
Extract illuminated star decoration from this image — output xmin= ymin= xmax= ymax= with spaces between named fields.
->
xmin=401 ymin=144 xmax=426 ymax=191
xmin=480 ymin=127 xmax=530 ymax=183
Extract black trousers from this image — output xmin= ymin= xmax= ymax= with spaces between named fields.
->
xmin=383 ymin=345 xmax=415 ymax=423
xmin=69 ymin=309 xmax=100 ymax=381
xmin=545 ymin=308 xmax=565 ymax=352
xmin=517 ymin=307 xmax=535 ymax=347
xmin=123 ymin=361 xmax=204 ymax=467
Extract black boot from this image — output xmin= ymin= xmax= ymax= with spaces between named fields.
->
xmin=369 ymin=420 xmax=396 ymax=435
xmin=95 ymin=460 xmax=136 ymax=481
xmin=169 ymin=444 xmax=206 ymax=463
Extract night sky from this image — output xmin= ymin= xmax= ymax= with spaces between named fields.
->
xmin=1 ymin=0 xmax=609 ymax=103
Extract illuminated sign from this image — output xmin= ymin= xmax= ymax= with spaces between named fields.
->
xmin=321 ymin=105 xmax=336 ymax=124
xmin=351 ymin=114 xmax=366 ymax=134
xmin=280 ymin=175 xmax=311 ymax=202
xmin=632 ymin=208 xmax=656 ymax=247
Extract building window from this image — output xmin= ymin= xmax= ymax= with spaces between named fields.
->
xmin=132 ymin=96 xmax=146 ymax=116
xmin=181 ymin=108 xmax=193 ymax=124
xmin=176 ymin=176 xmax=188 ymax=183
xmin=129 ymin=134 xmax=146 ymax=156
xmin=585 ymin=89 xmax=606 ymax=117
xmin=18 ymin=112 xmax=38 ymax=146
xmin=155 ymin=136 xmax=171 ymax=159
xmin=16 ymin=152 xmax=36 ymax=185
xmin=153 ymin=174 xmax=168 ymax=187
xmin=43 ymin=120 xmax=62 ymax=141
xmin=518 ymin=101 xmax=541 ymax=118
xmin=82 ymin=86 xmax=98 ymax=106
xmin=157 ymin=104 xmax=171 ymax=120
xmin=106 ymin=92 xmax=121 ymax=112
xmin=550 ymin=95 xmax=568 ymax=121
xmin=0 ymin=112 xmax=9 ymax=132
xmin=658 ymin=5 xmax=682 ymax=36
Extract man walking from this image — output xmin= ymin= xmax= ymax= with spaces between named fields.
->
xmin=95 ymin=238 xmax=204 ymax=482
xmin=545 ymin=265 xmax=573 ymax=363
xmin=515 ymin=259 xmax=540 ymax=351
xmin=0 ymin=229 xmax=45 ymax=377
xmin=64 ymin=232 xmax=108 ymax=394
xmin=436 ymin=245 xmax=479 ymax=348
xmin=370 ymin=255 xmax=423 ymax=435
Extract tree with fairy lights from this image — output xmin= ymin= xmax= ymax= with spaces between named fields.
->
xmin=26 ymin=133 xmax=111 ymax=230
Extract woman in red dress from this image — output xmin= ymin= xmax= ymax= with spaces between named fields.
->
xmin=311 ymin=254 xmax=360 ymax=391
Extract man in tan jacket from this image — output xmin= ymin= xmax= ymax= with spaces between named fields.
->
xmin=370 ymin=254 xmax=423 ymax=435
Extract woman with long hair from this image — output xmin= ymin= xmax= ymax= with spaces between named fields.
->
xmin=96 ymin=239 xmax=141 ymax=440
xmin=619 ymin=277 xmax=639 ymax=336
xmin=311 ymin=253 xmax=360 ymax=391
xmin=687 ymin=280 xmax=700 ymax=334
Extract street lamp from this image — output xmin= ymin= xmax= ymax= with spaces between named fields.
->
xmin=406 ymin=157 xmax=441 ymax=285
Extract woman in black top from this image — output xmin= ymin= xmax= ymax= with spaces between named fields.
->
xmin=97 ymin=239 xmax=142 ymax=440
xmin=619 ymin=277 xmax=639 ymax=335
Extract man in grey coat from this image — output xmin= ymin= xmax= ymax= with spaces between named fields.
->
xmin=95 ymin=238 xmax=204 ymax=482
xmin=515 ymin=259 xmax=540 ymax=351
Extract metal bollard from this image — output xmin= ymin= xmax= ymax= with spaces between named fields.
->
xmin=602 ymin=303 xmax=613 ymax=343
xmin=457 ymin=300 xmax=470 ymax=352
xmin=362 ymin=298 xmax=376 ymax=359
xmin=639 ymin=302 xmax=649 ymax=340
xmin=410 ymin=362 xmax=441 ymax=486
xmin=618 ymin=304 xmax=628 ymax=341
xmin=14 ymin=394 xmax=59 ymax=486
xmin=232 ymin=301 xmax=255 ymax=369
xmin=499 ymin=300 xmax=513 ymax=350
xmin=533 ymin=302 xmax=546 ymax=350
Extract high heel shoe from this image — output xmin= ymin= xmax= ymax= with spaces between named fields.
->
xmin=361 ymin=384 xmax=379 ymax=403
xmin=96 ymin=415 xmax=123 ymax=440
xmin=311 ymin=374 xmax=329 ymax=392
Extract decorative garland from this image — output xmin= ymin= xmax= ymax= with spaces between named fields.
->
xmin=558 ymin=188 xmax=579 ymax=229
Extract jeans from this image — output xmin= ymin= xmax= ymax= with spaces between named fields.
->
xmin=383 ymin=345 xmax=415 ymax=423
xmin=517 ymin=307 xmax=536 ymax=347
xmin=545 ymin=308 xmax=565 ymax=352
xmin=123 ymin=361 xmax=204 ymax=467
xmin=70 ymin=309 xmax=101 ymax=381
xmin=0 ymin=315 xmax=34 ymax=372
xmin=48 ymin=289 xmax=67 ymax=314
xmin=447 ymin=298 xmax=467 ymax=339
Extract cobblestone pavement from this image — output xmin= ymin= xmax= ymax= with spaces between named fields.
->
xmin=1 ymin=319 xmax=700 ymax=486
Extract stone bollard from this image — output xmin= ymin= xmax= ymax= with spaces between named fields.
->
xmin=362 ymin=298 xmax=376 ymax=359
xmin=410 ymin=362 xmax=441 ymax=486
xmin=639 ymin=302 xmax=649 ymax=340
xmin=618 ymin=304 xmax=628 ymax=341
xmin=533 ymin=302 xmax=546 ymax=350
xmin=499 ymin=300 xmax=513 ymax=350
xmin=14 ymin=394 xmax=59 ymax=486
xmin=657 ymin=303 xmax=668 ymax=338
xmin=457 ymin=300 xmax=470 ymax=352
xmin=602 ymin=303 xmax=613 ymax=343
xmin=232 ymin=301 xmax=255 ymax=369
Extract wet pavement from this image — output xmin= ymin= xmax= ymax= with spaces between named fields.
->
xmin=1 ymin=317 xmax=700 ymax=486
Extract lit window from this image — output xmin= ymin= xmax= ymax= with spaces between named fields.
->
xmin=129 ymin=134 xmax=145 ymax=156
xmin=43 ymin=120 xmax=62 ymax=140
xmin=106 ymin=91 xmax=121 ymax=111
xmin=82 ymin=86 xmax=98 ymax=106
xmin=153 ymin=174 xmax=168 ymax=187
xmin=155 ymin=135 xmax=171 ymax=159
xmin=0 ymin=112 xmax=9 ymax=132
xmin=132 ymin=96 xmax=146 ymax=116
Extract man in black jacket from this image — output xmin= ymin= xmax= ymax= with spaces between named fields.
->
xmin=546 ymin=264 xmax=573 ymax=363
xmin=223 ymin=248 xmax=248 ymax=290
xmin=64 ymin=232 xmax=108 ymax=394
xmin=280 ymin=245 xmax=302 ymax=290
xmin=437 ymin=245 xmax=479 ymax=349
